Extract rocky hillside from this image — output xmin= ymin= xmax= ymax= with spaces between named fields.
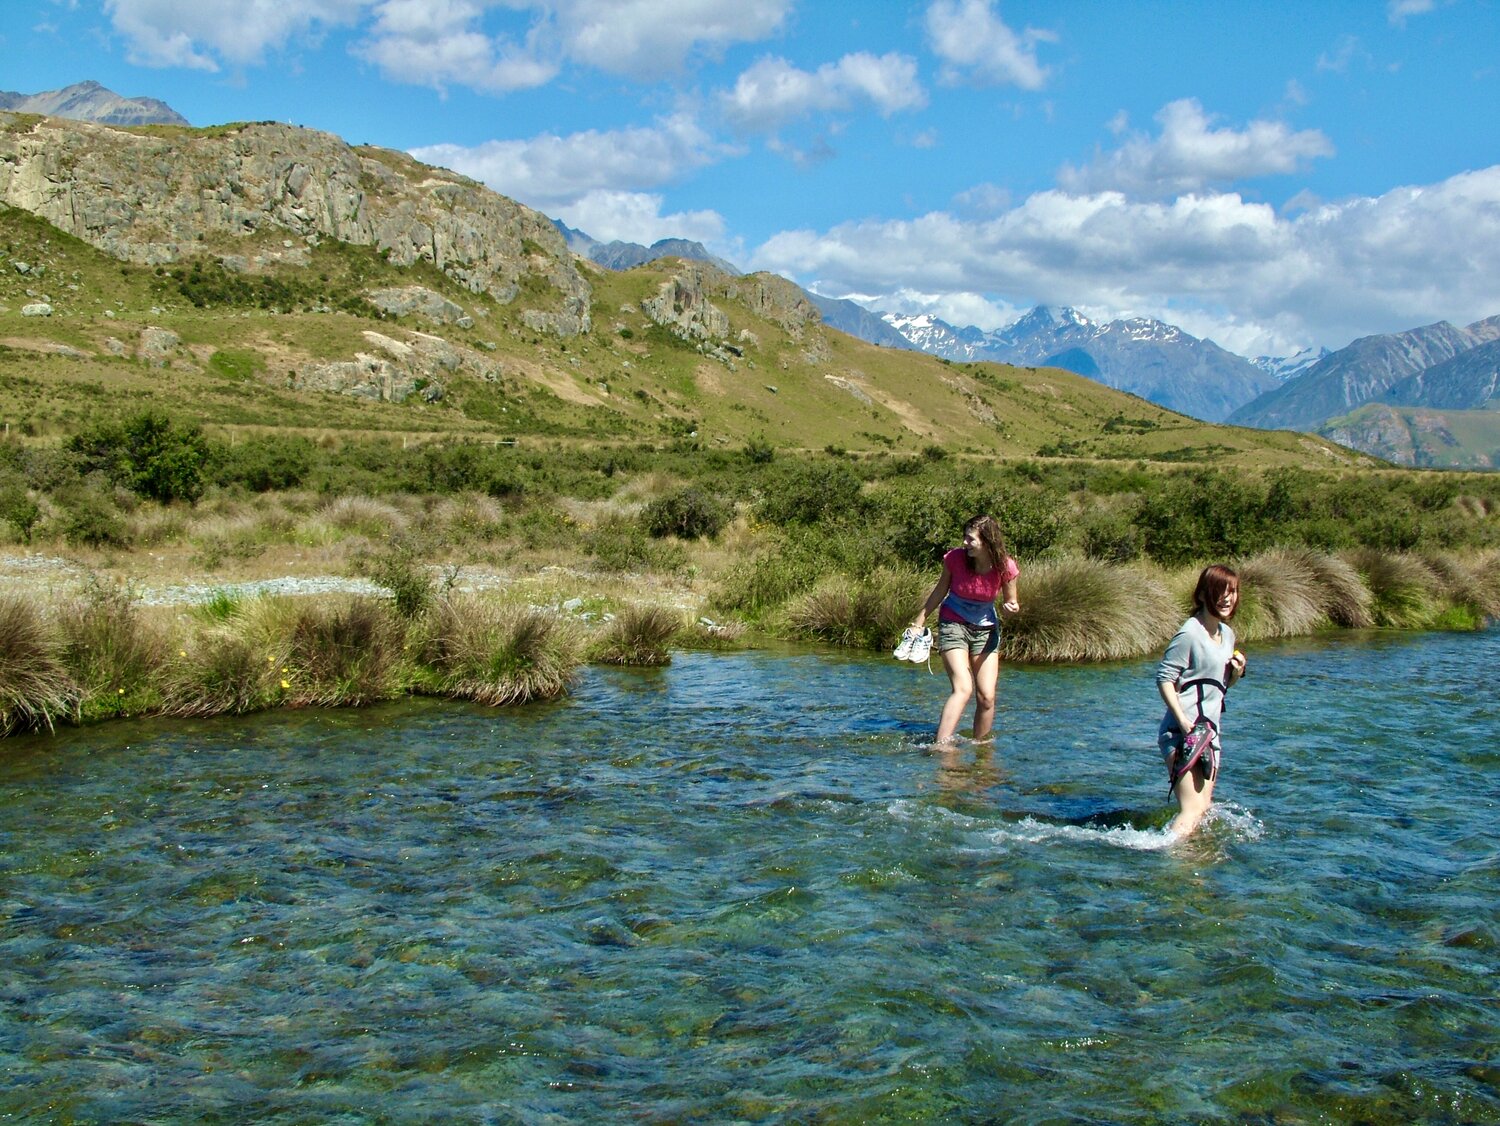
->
xmin=1229 ymin=320 xmax=1482 ymax=431
xmin=0 ymin=113 xmax=591 ymax=336
xmin=1380 ymin=337 xmax=1500 ymax=410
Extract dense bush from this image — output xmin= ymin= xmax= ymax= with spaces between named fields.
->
xmin=642 ymin=486 xmax=730 ymax=540
xmin=68 ymin=410 xmax=210 ymax=504
xmin=213 ymin=434 xmax=316 ymax=492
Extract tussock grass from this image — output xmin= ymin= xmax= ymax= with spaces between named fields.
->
xmin=281 ymin=596 xmax=401 ymax=706
xmin=310 ymin=495 xmax=411 ymax=540
xmin=1419 ymin=549 xmax=1500 ymax=625
xmin=0 ymin=595 xmax=78 ymax=732
xmin=591 ymin=603 xmax=683 ymax=666
xmin=1302 ymin=550 xmax=1374 ymax=629
xmin=1003 ymin=558 xmax=1176 ymax=663
xmin=432 ymin=492 xmax=505 ymax=543
xmin=417 ymin=596 xmax=582 ymax=704
xmin=1234 ymin=549 xmax=1330 ymax=641
xmin=158 ymin=629 xmax=275 ymax=718
xmin=783 ymin=566 xmax=924 ymax=650
xmin=1345 ymin=549 xmax=1443 ymax=629
xmin=57 ymin=578 xmax=166 ymax=718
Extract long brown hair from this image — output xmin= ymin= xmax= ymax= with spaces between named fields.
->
xmin=1192 ymin=563 xmax=1239 ymax=619
xmin=963 ymin=514 xmax=1008 ymax=569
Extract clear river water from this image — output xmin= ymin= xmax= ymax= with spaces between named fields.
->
xmin=1 ymin=628 xmax=1497 ymax=1123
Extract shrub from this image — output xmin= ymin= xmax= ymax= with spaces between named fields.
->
xmin=1002 ymin=558 xmax=1175 ymax=663
xmin=0 ymin=475 xmax=40 ymax=543
xmin=416 ymin=597 xmax=582 ymax=705
xmin=57 ymin=487 xmax=130 ymax=548
xmin=0 ymin=596 xmax=78 ymax=732
xmin=1079 ymin=509 xmax=1143 ymax=564
xmin=355 ymin=539 xmax=434 ymax=620
xmin=68 ymin=410 xmax=211 ymax=504
xmin=587 ymin=517 xmax=688 ymax=574
xmin=642 ymin=486 xmax=730 ymax=540
xmin=214 ymin=433 xmax=316 ymax=492
xmin=590 ymin=604 xmax=682 ymax=666
xmin=756 ymin=460 xmax=864 ymax=527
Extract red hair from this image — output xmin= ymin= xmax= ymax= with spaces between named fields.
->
xmin=1192 ymin=564 xmax=1239 ymax=619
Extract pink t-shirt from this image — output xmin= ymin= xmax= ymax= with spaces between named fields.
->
xmin=939 ymin=547 xmax=1019 ymax=625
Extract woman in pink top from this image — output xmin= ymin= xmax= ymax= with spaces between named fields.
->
xmin=905 ymin=514 xmax=1021 ymax=744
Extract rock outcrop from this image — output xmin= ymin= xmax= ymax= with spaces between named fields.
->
xmin=0 ymin=114 xmax=591 ymax=335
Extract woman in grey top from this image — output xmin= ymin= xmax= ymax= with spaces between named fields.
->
xmin=1156 ymin=564 xmax=1248 ymax=838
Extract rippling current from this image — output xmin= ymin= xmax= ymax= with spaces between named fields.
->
xmin=1 ymin=629 xmax=1497 ymax=1123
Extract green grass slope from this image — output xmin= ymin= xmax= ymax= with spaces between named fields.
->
xmin=0 ymin=202 xmax=1372 ymax=469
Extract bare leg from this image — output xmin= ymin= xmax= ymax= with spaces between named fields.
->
xmin=969 ymin=648 xmax=1000 ymax=741
xmin=935 ymin=647 xmax=974 ymax=743
xmin=1169 ymin=760 xmax=1217 ymax=838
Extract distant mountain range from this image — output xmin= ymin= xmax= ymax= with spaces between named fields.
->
xmin=823 ymin=303 xmax=1281 ymax=423
xmin=552 ymin=217 xmax=1500 ymax=464
xmin=0 ymin=80 xmax=188 ymax=127
xmin=553 ymin=220 xmax=740 ymax=276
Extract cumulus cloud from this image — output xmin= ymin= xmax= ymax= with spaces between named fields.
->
xmin=409 ymin=114 xmax=730 ymax=212
xmin=924 ymin=0 xmax=1056 ymax=91
xmin=105 ymin=0 xmax=790 ymax=88
xmin=105 ymin=0 xmax=368 ymax=68
xmin=751 ymin=166 xmax=1500 ymax=355
xmin=352 ymin=0 xmax=557 ymax=92
xmin=1388 ymin=0 xmax=1438 ymax=25
xmin=555 ymin=190 xmax=726 ymax=246
xmin=558 ymin=0 xmax=791 ymax=80
xmin=719 ymin=52 xmax=925 ymax=132
xmin=1058 ymin=99 xmax=1334 ymax=199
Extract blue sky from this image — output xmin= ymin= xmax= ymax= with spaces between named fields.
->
xmin=7 ymin=0 xmax=1500 ymax=357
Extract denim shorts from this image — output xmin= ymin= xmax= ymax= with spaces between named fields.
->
xmin=938 ymin=618 xmax=999 ymax=658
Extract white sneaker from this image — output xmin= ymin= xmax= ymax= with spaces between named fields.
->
xmin=893 ymin=627 xmax=920 ymax=660
xmin=906 ymin=627 xmax=933 ymax=662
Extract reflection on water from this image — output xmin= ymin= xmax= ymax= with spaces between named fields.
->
xmin=1 ymin=630 xmax=1497 ymax=1122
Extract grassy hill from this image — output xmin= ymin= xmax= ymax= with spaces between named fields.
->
xmin=0 ymin=200 xmax=1369 ymax=470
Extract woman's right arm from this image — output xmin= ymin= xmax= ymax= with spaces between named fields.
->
xmin=912 ymin=564 xmax=951 ymax=630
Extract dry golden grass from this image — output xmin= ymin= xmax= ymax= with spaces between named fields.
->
xmin=0 ymin=595 xmax=78 ymax=732
xmin=1003 ymin=557 xmax=1176 ymax=663
xmin=1234 ymin=549 xmax=1330 ymax=641
xmin=591 ymin=603 xmax=684 ymax=666
xmin=1344 ymin=549 xmax=1443 ymax=629
xmin=416 ymin=595 xmax=583 ymax=705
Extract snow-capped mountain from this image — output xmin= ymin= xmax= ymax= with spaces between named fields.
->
xmin=874 ymin=305 xmax=1277 ymax=422
xmin=1252 ymin=347 xmax=1330 ymax=382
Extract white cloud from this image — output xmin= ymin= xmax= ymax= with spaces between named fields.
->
xmin=558 ymin=0 xmax=791 ymax=80
xmin=104 ymin=0 xmax=367 ymax=69
xmin=556 ymin=190 xmax=726 ymax=246
xmin=105 ymin=0 xmax=790 ymax=89
xmin=409 ymin=114 xmax=730 ymax=212
xmin=719 ymin=52 xmax=925 ymax=132
xmin=924 ymin=0 xmax=1055 ymax=91
xmin=1059 ymin=99 xmax=1334 ymax=199
xmin=751 ymin=166 xmax=1500 ymax=355
xmin=354 ymin=0 xmax=557 ymax=93
xmin=1388 ymin=0 xmax=1439 ymax=25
